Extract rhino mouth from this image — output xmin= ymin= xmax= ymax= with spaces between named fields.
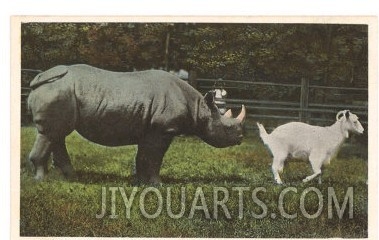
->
xmin=236 ymin=135 xmax=243 ymax=145
xmin=210 ymin=134 xmax=243 ymax=147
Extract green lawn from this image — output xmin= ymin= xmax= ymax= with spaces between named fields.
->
xmin=20 ymin=127 xmax=368 ymax=237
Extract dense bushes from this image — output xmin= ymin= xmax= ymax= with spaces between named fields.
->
xmin=22 ymin=23 xmax=368 ymax=87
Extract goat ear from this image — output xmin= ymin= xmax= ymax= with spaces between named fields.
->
xmin=336 ymin=110 xmax=345 ymax=121
xmin=345 ymin=110 xmax=350 ymax=119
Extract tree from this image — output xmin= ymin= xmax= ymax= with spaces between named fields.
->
xmin=21 ymin=22 xmax=368 ymax=88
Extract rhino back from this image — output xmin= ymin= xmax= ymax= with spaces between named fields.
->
xmin=70 ymin=65 xmax=201 ymax=146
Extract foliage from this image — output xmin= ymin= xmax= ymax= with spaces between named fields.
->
xmin=21 ymin=22 xmax=368 ymax=89
xmin=20 ymin=127 xmax=367 ymax=237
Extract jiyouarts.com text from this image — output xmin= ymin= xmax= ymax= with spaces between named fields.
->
xmin=95 ymin=186 xmax=354 ymax=220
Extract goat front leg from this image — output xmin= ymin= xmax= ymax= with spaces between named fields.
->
xmin=303 ymin=171 xmax=322 ymax=183
xmin=303 ymin=153 xmax=324 ymax=183
xmin=317 ymin=174 xmax=322 ymax=184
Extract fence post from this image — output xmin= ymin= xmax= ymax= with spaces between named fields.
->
xmin=299 ymin=77 xmax=309 ymax=122
xmin=188 ymin=70 xmax=197 ymax=89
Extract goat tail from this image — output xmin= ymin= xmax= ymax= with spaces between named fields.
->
xmin=256 ymin=122 xmax=269 ymax=144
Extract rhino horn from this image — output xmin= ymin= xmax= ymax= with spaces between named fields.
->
xmin=236 ymin=105 xmax=246 ymax=123
xmin=224 ymin=109 xmax=232 ymax=118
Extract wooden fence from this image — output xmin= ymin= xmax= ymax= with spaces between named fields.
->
xmin=194 ymin=76 xmax=368 ymax=130
xmin=21 ymin=69 xmax=368 ymax=131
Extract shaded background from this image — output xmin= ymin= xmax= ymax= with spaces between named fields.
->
xmin=21 ymin=23 xmax=368 ymax=87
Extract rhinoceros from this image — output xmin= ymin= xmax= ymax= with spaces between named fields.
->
xmin=27 ymin=64 xmax=246 ymax=184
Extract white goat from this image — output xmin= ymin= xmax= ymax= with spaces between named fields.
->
xmin=257 ymin=110 xmax=364 ymax=184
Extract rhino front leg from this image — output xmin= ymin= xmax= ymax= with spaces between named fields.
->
xmin=52 ymin=140 xmax=75 ymax=179
xmin=29 ymin=133 xmax=52 ymax=180
xmin=135 ymin=134 xmax=173 ymax=185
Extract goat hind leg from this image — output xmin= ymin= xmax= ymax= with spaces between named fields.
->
xmin=272 ymin=156 xmax=286 ymax=184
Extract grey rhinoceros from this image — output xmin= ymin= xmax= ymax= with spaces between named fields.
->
xmin=27 ymin=64 xmax=246 ymax=184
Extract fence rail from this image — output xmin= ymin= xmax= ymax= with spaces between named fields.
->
xmin=196 ymin=78 xmax=368 ymax=91
xmin=21 ymin=69 xmax=368 ymax=129
xmin=194 ymin=76 xmax=368 ymax=128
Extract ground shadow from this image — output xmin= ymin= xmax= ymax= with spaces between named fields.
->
xmin=161 ymin=175 xmax=246 ymax=185
xmin=72 ymin=170 xmax=132 ymax=185
xmin=71 ymin=170 xmax=247 ymax=185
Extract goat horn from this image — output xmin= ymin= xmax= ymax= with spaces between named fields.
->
xmin=336 ymin=110 xmax=346 ymax=121
xmin=236 ymin=105 xmax=246 ymax=123
xmin=224 ymin=109 xmax=232 ymax=118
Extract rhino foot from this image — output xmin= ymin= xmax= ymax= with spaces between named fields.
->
xmin=62 ymin=168 xmax=77 ymax=181
xmin=34 ymin=166 xmax=46 ymax=181
xmin=132 ymin=177 xmax=162 ymax=187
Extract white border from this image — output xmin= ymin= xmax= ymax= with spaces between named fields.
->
xmin=4 ymin=0 xmax=379 ymax=16
xmin=3 ymin=1 xmax=379 ymax=239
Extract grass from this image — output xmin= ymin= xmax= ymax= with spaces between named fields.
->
xmin=20 ymin=127 xmax=368 ymax=237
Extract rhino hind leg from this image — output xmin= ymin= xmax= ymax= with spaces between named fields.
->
xmin=29 ymin=133 xmax=53 ymax=180
xmin=52 ymin=140 xmax=75 ymax=180
xmin=135 ymin=134 xmax=173 ymax=185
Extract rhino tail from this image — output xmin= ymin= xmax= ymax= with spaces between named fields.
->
xmin=30 ymin=65 xmax=69 ymax=90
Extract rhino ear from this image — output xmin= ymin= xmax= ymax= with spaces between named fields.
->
xmin=204 ymin=91 xmax=215 ymax=105
xmin=203 ymin=91 xmax=220 ymax=114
